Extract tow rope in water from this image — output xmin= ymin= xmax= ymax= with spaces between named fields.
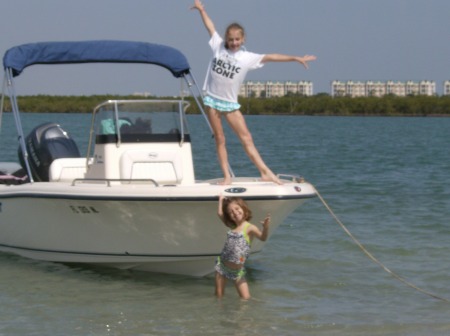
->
xmin=313 ymin=186 xmax=450 ymax=303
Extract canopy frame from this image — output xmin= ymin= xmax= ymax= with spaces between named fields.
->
xmin=0 ymin=40 xmax=231 ymax=183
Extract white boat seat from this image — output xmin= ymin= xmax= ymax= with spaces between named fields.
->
xmin=49 ymin=158 xmax=88 ymax=182
xmin=120 ymin=149 xmax=182 ymax=184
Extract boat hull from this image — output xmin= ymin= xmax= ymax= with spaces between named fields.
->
xmin=0 ymin=180 xmax=315 ymax=276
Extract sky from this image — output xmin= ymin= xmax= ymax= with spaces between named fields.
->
xmin=1 ymin=0 xmax=449 ymax=96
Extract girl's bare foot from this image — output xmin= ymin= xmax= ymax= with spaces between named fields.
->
xmin=261 ymin=171 xmax=283 ymax=185
xmin=218 ymin=176 xmax=232 ymax=185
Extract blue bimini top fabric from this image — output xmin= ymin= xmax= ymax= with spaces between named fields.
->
xmin=3 ymin=40 xmax=190 ymax=78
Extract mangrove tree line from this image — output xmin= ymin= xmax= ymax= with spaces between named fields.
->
xmin=1 ymin=94 xmax=450 ymax=116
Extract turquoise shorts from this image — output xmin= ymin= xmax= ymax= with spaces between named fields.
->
xmin=203 ymin=96 xmax=241 ymax=112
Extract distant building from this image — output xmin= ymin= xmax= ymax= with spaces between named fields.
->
xmin=444 ymin=81 xmax=450 ymax=96
xmin=331 ymin=80 xmax=436 ymax=97
xmin=239 ymin=81 xmax=313 ymax=98
xmin=132 ymin=92 xmax=153 ymax=97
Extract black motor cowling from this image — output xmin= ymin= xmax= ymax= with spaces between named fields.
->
xmin=18 ymin=122 xmax=80 ymax=182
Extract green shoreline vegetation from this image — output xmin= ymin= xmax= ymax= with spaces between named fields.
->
xmin=2 ymin=94 xmax=450 ymax=116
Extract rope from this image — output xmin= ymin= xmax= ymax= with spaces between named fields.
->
xmin=313 ymin=186 xmax=450 ymax=303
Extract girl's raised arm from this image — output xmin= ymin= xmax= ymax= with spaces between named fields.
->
xmin=249 ymin=214 xmax=271 ymax=242
xmin=217 ymin=194 xmax=226 ymax=224
xmin=191 ymin=0 xmax=216 ymax=37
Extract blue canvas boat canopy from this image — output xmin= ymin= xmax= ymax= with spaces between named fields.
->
xmin=3 ymin=40 xmax=191 ymax=78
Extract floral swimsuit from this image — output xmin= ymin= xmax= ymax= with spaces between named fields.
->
xmin=215 ymin=222 xmax=251 ymax=280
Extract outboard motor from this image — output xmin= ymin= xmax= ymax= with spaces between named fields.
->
xmin=18 ymin=122 xmax=80 ymax=182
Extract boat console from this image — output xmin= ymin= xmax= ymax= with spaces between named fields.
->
xmin=83 ymin=100 xmax=195 ymax=185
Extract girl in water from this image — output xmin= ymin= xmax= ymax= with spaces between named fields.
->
xmin=215 ymin=195 xmax=270 ymax=299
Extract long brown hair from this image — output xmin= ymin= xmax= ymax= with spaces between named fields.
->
xmin=224 ymin=22 xmax=245 ymax=50
xmin=222 ymin=197 xmax=252 ymax=228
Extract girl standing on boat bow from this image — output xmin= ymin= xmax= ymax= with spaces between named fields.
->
xmin=215 ymin=195 xmax=270 ymax=299
xmin=191 ymin=0 xmax=316 ymax=185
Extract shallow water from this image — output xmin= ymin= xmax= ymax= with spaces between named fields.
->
xmin=1 ymin=113 xmax=450 ymax=335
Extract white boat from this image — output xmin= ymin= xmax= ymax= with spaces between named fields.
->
xmin=0 ymin=40 xmax=316 ymax=276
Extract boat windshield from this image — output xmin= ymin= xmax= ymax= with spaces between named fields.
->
xmin=91 ymin=100 xmax=190 ymax=145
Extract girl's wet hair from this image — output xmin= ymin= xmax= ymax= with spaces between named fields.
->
xmin=222 ymin=197 xmax=252 ymax=228
xmin=224 ymin=22 xmax=245 ymax=50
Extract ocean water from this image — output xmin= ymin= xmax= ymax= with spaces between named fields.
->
xmin=1 ymin=112 xmax=450 ymax=335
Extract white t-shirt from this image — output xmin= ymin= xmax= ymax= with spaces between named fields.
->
xmin=203 ymin=32 xmax=265 ymax=103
